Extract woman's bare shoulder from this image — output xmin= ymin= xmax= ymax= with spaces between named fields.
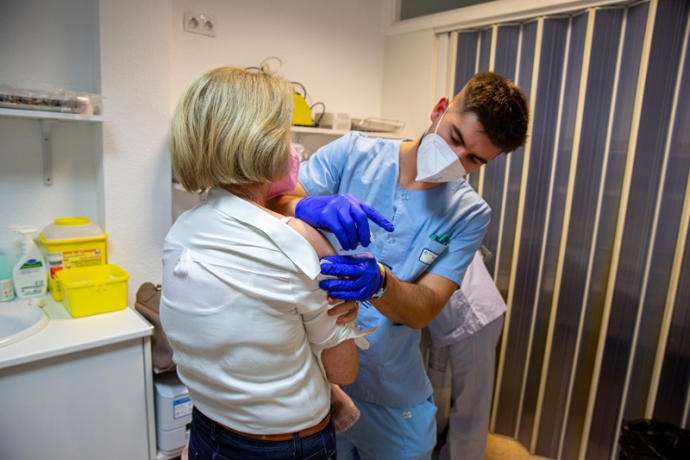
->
xmin=286 ymin=218 xmax=336 ymax=258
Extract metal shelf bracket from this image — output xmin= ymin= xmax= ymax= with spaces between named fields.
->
xmin=40 ymin=120 xmax=54 ymax=186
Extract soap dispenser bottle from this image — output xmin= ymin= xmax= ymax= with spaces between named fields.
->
xmin=0 ymin=251 xmax=14 ymax=301
xmin=9 ymin=226 xmax=47 ymax=299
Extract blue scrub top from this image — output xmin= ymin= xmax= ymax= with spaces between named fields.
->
xmin=299 ymin=131 xmax=490 ymax=408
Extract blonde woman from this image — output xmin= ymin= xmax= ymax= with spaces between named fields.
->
xmin=162 ymin=67 xmax=370 ymax=459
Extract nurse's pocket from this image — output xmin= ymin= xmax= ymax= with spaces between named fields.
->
xmin=398 ymin=238 xmax=448 ymax=283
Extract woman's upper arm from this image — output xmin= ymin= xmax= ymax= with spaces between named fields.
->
xmin=287 ymin=218 xmax=358 ymax=383
xmin=286 ymin=218 xmax=336 ymax=258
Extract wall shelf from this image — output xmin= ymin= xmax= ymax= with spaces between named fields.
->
xmin=0 ymin=107 xmax=105 ymax=122
xmin=0 ymin=108 xmax=105 ymax=185
xmin=291 ymin=125 xmax=403 ymax=139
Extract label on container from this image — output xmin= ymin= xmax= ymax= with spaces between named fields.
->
xmin=46 ymin=248 xmax=104 ymax=279
xmin=17 ymin=279 xmax=46 ymax=297
xmin=20 ymin=258 xmax=43 ymax=270
xmin=63 ymin=248 xmax=103 ymax=268
xmin=173 ymin=396 xmax=193 ymax=419
xmin=0 ymin=278 xmax=14 ymax=301
xmin=47 ymin=253 xmax=64 ymax=279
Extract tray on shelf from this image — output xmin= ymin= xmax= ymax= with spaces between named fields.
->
xmin=0 ymin=84 xmax=103 ymax=115
xmin=351 ymin=117 xmax=404 ymax=133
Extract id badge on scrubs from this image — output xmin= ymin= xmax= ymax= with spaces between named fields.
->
xmin=396 ymin=238 xmax=448 ymax=284
xmin=420 ymin=248 xmax=440 ymax=265
xmin=419 ymin=239 xmax=447 ymax=266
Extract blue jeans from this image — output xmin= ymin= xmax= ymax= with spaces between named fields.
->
xmin=189 ymin=407 xmax=337 ymax=459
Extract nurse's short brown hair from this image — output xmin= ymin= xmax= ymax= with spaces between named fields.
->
xmin=453 ymin=72 xmax=529 ymax=153
xmin=169 ymin=67 xmax=294 ymax=192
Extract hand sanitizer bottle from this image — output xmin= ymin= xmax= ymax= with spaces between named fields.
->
xmin=9 ymin=226 xmax=48 ymax=299
xmin=0 ymin=252 xmax=14 ymax=302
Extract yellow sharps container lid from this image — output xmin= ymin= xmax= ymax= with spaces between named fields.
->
xmin=41 ymin=217 xmax=106 ymax=241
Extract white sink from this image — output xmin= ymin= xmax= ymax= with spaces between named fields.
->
xmin=0 ymin=300 xmax=49 ymax=348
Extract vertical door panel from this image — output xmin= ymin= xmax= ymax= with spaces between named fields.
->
xmin=492 ymin=19 xmax=539 ymax=435
xmin=516 ymin=16 xmax=573 ymax=450
xmin=480 ymin=25 xmax=520 ymax=277
xmin=532 ymin=8 xmax=625 ymax=457
xmin=586 ymin=1 xmax=688 ymax=458
xmin=560 ymin=4 xmax=650 ymax=459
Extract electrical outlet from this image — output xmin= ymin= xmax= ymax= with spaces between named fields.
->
xmin=184 ymin=12 xmax=216 ymax=37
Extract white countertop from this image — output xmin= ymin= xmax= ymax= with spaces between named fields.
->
xmin=0 ymin=296 xmax=153 ymax=370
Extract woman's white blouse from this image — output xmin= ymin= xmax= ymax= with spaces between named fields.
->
xmin=160 ymin=187 xmax=370 ymax=435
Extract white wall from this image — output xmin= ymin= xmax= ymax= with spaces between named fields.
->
xmin=0 ymin=0 xmax=100 ymax=92
xmin=98 ymin=0 xmax=173 ymax=304
xmin=171 ymin=0 xmax=386 ymax=120
xmin=381 ymin=29 xmax=437 ymax=140
xmin=0 ymin=0 xmax=101 ymax=262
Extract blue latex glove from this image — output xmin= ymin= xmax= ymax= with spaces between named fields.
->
xmin=295 ymin=194 xmax=394 ymax=250
xmin=320 ymin=254 xmax=384 ymax=301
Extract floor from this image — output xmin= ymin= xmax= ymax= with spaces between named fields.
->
xmin=484 ymin=433 xmax=549 ymax=459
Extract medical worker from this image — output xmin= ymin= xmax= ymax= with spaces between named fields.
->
xmin=428 ymin=249 xmax=507 ymax=460
xmin=273 ymin=72 xmax=529 ymax=459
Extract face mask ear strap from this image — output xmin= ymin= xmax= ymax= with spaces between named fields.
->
xmin=433 ymin=106 xmax=450 ymax=135
xmin=424 ymin=101 xmax=450 ymax=136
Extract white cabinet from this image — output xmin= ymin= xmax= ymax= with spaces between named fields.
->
xmin=0 ymin=301 xmax=156 ymax=460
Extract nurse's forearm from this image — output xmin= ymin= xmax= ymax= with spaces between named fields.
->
xmin=369 ymin=271 xmax=448 ymax=329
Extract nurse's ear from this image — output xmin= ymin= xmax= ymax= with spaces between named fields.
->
xmin=430 ymin=97 xmax=450 ymax=122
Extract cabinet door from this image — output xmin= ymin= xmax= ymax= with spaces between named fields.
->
xmin=0 ymin=339 xmax=153 ymax=460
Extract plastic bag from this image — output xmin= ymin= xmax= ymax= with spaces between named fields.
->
xmin=619 ymin=419 xmax=690 ymax=460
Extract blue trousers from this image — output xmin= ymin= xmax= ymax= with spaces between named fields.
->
xmin=188 ymin=407 xmax=336 ymax=459
xmin=336 ymin=396 xmax=436 ymax=460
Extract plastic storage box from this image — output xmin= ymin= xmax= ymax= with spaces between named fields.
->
xmin=40 ymin=217 xmax=108 ymax=301
xmin=154 ymin=372 xmax=192 ymax=458
xmin=57 ymin=264 xmax=128 ymax=318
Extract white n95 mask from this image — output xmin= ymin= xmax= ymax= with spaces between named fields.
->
xmin=415 ymin=108 xmax=466 ymax=183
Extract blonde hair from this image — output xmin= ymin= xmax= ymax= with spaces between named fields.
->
xmin=169 ymin=67 xmax=294 ymax=192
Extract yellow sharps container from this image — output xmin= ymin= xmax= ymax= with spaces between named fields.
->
xmin=39 ymin=217 xmax=108 ymax=301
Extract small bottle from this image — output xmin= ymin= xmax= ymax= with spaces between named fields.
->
xmin=9 ymin=226 xmax=48 ymax=299
xmin=0 ymin=252 xmax=14 ymax=302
